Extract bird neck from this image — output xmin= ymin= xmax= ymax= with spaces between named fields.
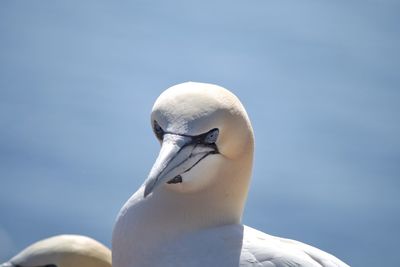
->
xmin=112 ymin=151 xmax=253 ymax=266
xmin=112 ymin=144 xmax=253 ymax=267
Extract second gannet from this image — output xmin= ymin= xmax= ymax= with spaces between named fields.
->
xmin=1 ymin=235 xmax=111 ymax=267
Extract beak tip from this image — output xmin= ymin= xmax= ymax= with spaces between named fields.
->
xmin=143 ymin=179 xmax=155 ymax=198
xmin=143 ymin=185 xmax=151 ymax=198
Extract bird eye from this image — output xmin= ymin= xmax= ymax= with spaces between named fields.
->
xmin=153 ymin=121 xmax=164 ymax=140
xmin=204 ymin=128 xmax=219 ymax=144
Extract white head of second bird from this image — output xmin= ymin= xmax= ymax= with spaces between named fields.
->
xmin=112 ymin=82 xmax=254 ymax=265
xmin=1 ymin=235 xmax=111 ymax=267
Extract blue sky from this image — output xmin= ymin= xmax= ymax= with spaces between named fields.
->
xmin=0 ymin=1 xmax=399 ymax=266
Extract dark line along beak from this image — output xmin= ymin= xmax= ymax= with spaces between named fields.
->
xmin=143 ymin=133 xmax=218 ymax=197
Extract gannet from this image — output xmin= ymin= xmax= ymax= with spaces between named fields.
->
xmin=1 ymin=235 xmax=111 ymax=267
xmin=112 ymin=82 xmax=349 ymax=267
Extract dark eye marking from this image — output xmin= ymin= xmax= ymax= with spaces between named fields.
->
xmin=153 ymin=120 xmax=165 ymax=140
xmin=153 ymin=121 xmax=219 ymax=155
xmin=186 ymin=128 xmax=220 ymax=154
xmin=203 ymin=128 xmax=219 ymax=144
xmin=153 ymin=121 xmax=219 ymax=146
xmin=189 ymin=128 xmax=219 ymax=145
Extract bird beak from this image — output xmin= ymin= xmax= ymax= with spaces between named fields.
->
xmin=143 ymin=133 xmax=217 ymax=197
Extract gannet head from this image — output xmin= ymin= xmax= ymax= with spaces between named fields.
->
xmin=143 ymin=82 xmax=254 ymax=199
xmin=2 ymin=235 xmax=111 ymax=267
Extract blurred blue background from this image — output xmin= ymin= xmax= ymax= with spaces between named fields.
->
xmin=0 ymin=1 xmax=399 ymax=266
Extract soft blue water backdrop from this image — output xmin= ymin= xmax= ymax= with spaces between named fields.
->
xmin=1 ymin=1 xmax=399 ymax=266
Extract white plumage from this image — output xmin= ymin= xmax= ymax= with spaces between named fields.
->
xmin=112 ymin=82 xmax=349 ymax=267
